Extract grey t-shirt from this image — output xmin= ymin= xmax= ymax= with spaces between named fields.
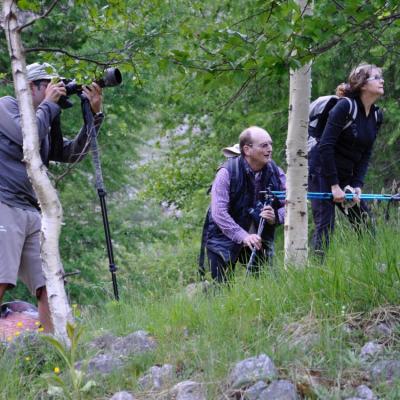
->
xmin=0 ymin=96 xmax=103 ymax=210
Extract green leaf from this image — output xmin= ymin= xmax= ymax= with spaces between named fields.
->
xmin=41 ymin=336 xmax=71 ymax=367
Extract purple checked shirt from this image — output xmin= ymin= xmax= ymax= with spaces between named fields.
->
xmin=210 ymin=161 xmax=286 ymax=244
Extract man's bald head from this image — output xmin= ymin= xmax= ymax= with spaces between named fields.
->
xmin=239 ymin=126 xmax=271 ymax=155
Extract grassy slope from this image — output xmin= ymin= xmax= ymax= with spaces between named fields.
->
xmin=1 ymin=207 xmax=399 ymax=399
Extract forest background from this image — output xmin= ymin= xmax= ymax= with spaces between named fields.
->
xmin=0 ymin=1 xmax=400 ymax=399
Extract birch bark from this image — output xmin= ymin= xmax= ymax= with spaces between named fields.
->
xmin=1 ymin=0 xmax=72 ymax=344
xmin=284 ymin=0 xmax=312 ymax=267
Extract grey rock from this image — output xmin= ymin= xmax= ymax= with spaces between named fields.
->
xmin=375 ymin=323 xmax=393 ymax=336
xmin=77 ymin=353 xmax=125 ymax=375
xmin=109 ymin=391 xmax=136 ymax=400
xmin=87 ymin=332 xmax=117 ymax=352
xmin=244 ymin=381 xmax=269 ymax=400
xmin=367 ymin=323 xmax=393 ymax=339
xmin=87 ymin=330 xmax=156 ymax=356
xmin=77 ymin=330 xmax=157 ymax=375
xmin=345 ymin=398 xmax=363 ymax=400
xmin=228 ymin=354 xmax=277 ymax=389
xmin=360 ymin=341 xmax=383 ymax=361
xmin=138 ymin=364 xmax=175 ymax=390
xmin=355 ymin=384 xmax=377 ymax=400
xmin=110 ymin=330 xmax=157 ymax=355
xmin=370 ymin=360 xmax=400 ymax=384
xmin=259 ymin=380 xmax=298 ymax=400
xmin=169 ymin=380 xmax=206 ymax=400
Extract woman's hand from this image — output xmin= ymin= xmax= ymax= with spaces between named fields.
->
xmin=354 ymin=187 xmax=362 ymax=204
xmin=331 ymin=184 xmax=345 ymax=203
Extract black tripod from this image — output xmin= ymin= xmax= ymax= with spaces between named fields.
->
xmin=79 ymin=94 xmax=119 ymax=301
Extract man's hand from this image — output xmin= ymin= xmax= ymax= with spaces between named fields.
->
xmin=44 ymin=81 xmax=66 ymax=104
xmin=82 ymin=82 xmax=103 ymax=114
xmin=243 ymin=234 xmax=262 ymax=250
xmin=331 ymin=184 xmax=345 ymax=203
xmin=353 ymin=187 xmax=362 ymax=204
xmin=260 ymin=205 xmax=275 ymax=225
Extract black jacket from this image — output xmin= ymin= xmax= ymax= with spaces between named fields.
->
xmin=314 ymin=97 xmax=382 ymax=187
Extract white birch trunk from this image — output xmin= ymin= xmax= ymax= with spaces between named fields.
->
xmin=2 ymin=0 xmax=72 ymax=344
xmin=284 ymin=0 xmax=312 ymax=267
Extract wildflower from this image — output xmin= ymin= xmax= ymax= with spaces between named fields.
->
xmin=38 ymin=327 xmax=44 ymax=332
xmin=14 ymin=331 xmax=21 ymax=336
xmin=35 ymin=321 xmax=40 ymax=326
xmin=6 ymin=336 xmax=12 ymax=342
xmin=25 ymin=356 xmax=31 ymax=362
xmin=54 ymin=367 xmax=61 ymax=374
xmin=16 ymin=321 xmax=23 ymax=328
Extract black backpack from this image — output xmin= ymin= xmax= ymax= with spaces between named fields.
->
xmin=198 ymin=157 xmax=240 ymax=278
xmin=308 ymin=95 xmax=383 ymax=152
xmin=308 ymin=96 xmax=356 ymax=140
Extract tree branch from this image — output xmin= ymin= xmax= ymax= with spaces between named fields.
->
xmin=19 ymin=0 xmax=60 ymax=31
xmin=25 ymin=47 xmax=113 ymax=66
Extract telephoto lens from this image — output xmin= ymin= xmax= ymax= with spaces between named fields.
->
xmin=58 ymin=68 xmax=122 ymax=109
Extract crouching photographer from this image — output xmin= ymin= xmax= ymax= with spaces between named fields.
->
xmin=0 ymin=62 xmax=104 ymax=332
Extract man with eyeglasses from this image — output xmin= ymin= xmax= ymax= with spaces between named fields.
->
xmin=204 ymin=126 xmax=286 ymax=282
xmin=0 ymin=62 xmax=103 ymax=332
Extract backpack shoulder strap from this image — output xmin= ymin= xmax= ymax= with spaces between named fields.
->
xmin=222 ymin=156 xmax=240 ymax=199
xmin=375 ymin=108 xmax=383 ymax=131
xmin=198 ymin=206 xmax=210 ymax=279
xmin=268 ymin=160 xmax=279 ymax=179
xmin=268 ymin=160 xmax=284 ymax=191
xmin=342 ymin=97 xmax=357 ymax=130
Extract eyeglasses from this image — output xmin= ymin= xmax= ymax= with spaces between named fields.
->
xmin=247 ymin=142 xmax=272 ymax=150
xmin=366 ymin=75 xmax=384 ymax=81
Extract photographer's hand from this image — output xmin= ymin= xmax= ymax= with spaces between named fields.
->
xmin=44 ymin=81 xmax=66 ymax=104
xmin=82 ymin=82 xmax=103 ymax=114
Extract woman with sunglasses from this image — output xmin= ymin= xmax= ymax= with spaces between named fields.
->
xmin=309 ymin=63 xmax=384 ymax=256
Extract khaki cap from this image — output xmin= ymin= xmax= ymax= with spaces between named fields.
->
xmin=222 ymin=143 xmax=240 ymax=158
xmin=26 ymin=62 xmax=59 ymax=81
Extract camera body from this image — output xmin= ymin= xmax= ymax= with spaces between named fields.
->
xmin=58 ymin=68 xmax=122 ymax=109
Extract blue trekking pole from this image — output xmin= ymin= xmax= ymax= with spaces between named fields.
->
xmin=271 ymin=191 xmax=400 ymax=202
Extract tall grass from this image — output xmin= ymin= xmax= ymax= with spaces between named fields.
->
xmin=1 ymin=211 xmax=399 ymax=399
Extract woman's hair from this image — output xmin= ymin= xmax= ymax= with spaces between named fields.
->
xmin=335 ymin=63 xmax=382 ymax=98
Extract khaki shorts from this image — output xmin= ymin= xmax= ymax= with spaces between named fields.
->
xmin=0 ymin=201 xmax=46 ymax=295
